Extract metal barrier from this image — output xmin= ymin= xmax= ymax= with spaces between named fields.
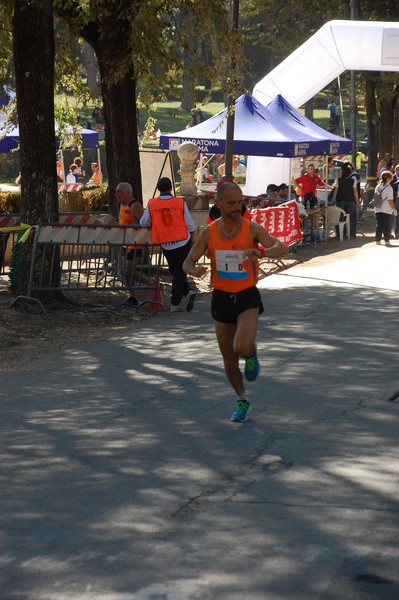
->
xmin=8 ymin=223 xmax=164 ymax=316
xmin=0 ymin=213 xmax=117 ymax=277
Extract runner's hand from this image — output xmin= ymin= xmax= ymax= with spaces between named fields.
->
xmin=243 ymin=248 xmax=262 ymax=261
xmin=190 ymin=265 xmax=208 ymax=278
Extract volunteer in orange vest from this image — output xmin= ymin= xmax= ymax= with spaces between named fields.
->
xmin=140 ymin=177 xmax=197 ymax=312
xmin=117 ymin=182 xmax=148 ymax=308
xmin=183 ymin=182 xmax=288 ymax=423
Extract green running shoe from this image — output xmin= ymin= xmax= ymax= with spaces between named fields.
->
xmin=230 ymin=400 xmax=250 ymax=422
xmin=244 ymin=348 xmax=259 ymax=382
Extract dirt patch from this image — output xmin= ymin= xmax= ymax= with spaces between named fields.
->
xmin=0 ymin=271 xmax=213 ymax=376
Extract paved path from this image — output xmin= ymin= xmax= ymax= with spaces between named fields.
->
xmin=1 ymin=236 xmax=399 ymax=600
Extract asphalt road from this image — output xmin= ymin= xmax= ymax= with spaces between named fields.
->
xmin=1 ymin=235 xmax=399 ymax=600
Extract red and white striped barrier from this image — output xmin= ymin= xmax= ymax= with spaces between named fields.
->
xmin=57 ymin=183 xmax=84 ymax=193
xmin=0 ymin=216 xmax=22 ymax=229
xmin=60 ymin=214 xmax=116 ymax=225
xmin=36 ymin=224 xmax=151 ymax=246
xmin=305 ymin=155 xmax=348 ymax=161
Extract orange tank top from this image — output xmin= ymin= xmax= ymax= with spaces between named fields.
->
xmin=118 ymin=202 xmax=141 ymax=249
xmin=148 ymin=196 xmax=188 ymax=244
xmin=208 ymin=218 xmax=259 ymax=292
xmin=119 ymin=204 xmax=134 ymax=226
xmin=91 ymin=171 xmax=102 ymax=183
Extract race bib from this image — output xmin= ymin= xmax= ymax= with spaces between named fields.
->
xmin=215 ymin=249 xmax=248 ymax=280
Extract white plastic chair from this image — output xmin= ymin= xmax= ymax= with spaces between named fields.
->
xmin=327 ymin=206 xmax=350 ymax=241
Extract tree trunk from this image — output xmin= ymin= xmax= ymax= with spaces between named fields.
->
xmin=379 ymin=96 xmax=394 ymax=158
xmin=78 ymin=15 xmax=142 ymax=216
xmin=13 ymin=0 xmax=61 ymax=299
xmin=84 ymin=41 xmax=99 ymax=97
xmin=180 ymin=15 xmax=197 ymax=112
xmin=304 ymin=98 xmax=313 ymax=121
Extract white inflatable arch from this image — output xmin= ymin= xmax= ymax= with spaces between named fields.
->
xmin=246 ymin=20 xmax=399 ymax=196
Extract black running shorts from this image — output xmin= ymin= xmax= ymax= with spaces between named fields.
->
xmin=211 ymin=286 xmax=264 ymax=324
xmin=126 ymin=248 xmax=143 ymax=260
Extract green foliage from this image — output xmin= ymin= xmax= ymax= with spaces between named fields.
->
xmin=234 ymin=172 xmax=246 ymax=185
xmin=59 ymin=187 xmax=108 ymax=212
xmin=0 ymin=3 xmax=13 ymax=83
xmin=0 ymin=192 xmax=20 ymax=213
xmin=81 ymin=186 xmax=108 ymax=211
xmin=0 ymin=188 xmax=108 ymax=215
xmin=140 ymin=116 xmax=158 ymax=147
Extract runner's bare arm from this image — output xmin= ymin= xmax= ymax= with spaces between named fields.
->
xmin=248 ymin=222 xmax=289 ymax=258
xmin=131 ymin=202 xmax=144 ymax=221
xmin=183 ymin=226 xmax=210 ymax=277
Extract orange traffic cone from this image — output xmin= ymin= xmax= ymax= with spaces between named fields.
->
xmin=148 ymin=276 xmax=164 ymax=312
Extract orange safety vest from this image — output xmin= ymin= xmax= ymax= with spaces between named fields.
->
xmin=208 ymin=218 xmax=259 ymax=293
xmin=148 ymin=196 xmax=188 ymax=244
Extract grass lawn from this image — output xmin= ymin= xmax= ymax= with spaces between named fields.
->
xmin=138 ymin=101 xmax=224 ymax=135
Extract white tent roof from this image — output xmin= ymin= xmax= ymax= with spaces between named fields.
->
xmin=247 ymin=20 xmax=399 ymax=196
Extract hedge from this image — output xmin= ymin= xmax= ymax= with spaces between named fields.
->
xmin=0 ymin=185 xmax=109 ymax=215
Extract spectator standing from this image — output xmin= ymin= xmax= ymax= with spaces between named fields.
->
xmin=332 ymin=163 xmax=359 ymax=239
xmin=294 ymin=163 xmax=330 ymax=201
xmin=347 ymin=161 xmax=361 ymax=200
xmin=327 ymin=99 xmax=337 ymax=126
xmin=56 ymin=156 xmax=64 ymax=181
xmin=322 ymin=158 xmax=335 ymax=186
xmin=182 ymin=182 xmax=288 ymax=423
xmin=377 ymin=153 xmax=391 ymax=179
xmin=116 ymin=182 xmax=148 ymax=307
xmin=92 ymin=105 xmax=105 ymax=131
xmin=374 ymin=170 xmax=396 ymax=246
xmin=391 ymin=164 xmax=399 ymax=239
xmin=327 ymin=99 xmax=340 ymax=130
xmin=218 ymin=155 xmax=244 ymax=178
xmin=186 ymin=107 xmax=206 ymax=128
xmin=140 ymin=177 xmax=197 ymax=312
xmin=73 ymin=156 xmax=86 ymax=184
xmin=66 ymin=163 xmax=79 ymax=183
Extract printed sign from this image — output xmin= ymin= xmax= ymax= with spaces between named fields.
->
xmin=250 ymin=200 xmax=303 ymax=246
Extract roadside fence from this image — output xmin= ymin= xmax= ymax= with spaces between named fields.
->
xmin=8 ymin=222 xmax=164 ymax=316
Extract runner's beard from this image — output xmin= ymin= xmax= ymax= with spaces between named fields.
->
xmin=225 ymin=210 xmax=241 ymax=222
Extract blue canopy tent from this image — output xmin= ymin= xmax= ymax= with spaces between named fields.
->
xmin=0 ymin=117 xmax=100 ymax=183
xmin=159 ymin=93 xmax=351 ymax=158
xmin=264 ymin=94 xmax=351 ymax=157
xmin=0 ymin=119 xmax=99 ymax=153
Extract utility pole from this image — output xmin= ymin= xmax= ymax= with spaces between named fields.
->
xmin=224 ymin=0 xmax=239 ymax=178
xmin=350 ymin=0 xmax=357 ymax=165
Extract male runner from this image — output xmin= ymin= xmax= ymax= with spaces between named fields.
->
xmin=183 ymin=182 xmax=288 ymax=422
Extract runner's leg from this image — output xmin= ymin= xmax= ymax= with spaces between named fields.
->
xmin=214 ymin=321 xmax=245 ymax=397
xmin=131 ymin=253 xmax=149 ymax=285
xmin=233 ymin=307 xmax=259 ymax=358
